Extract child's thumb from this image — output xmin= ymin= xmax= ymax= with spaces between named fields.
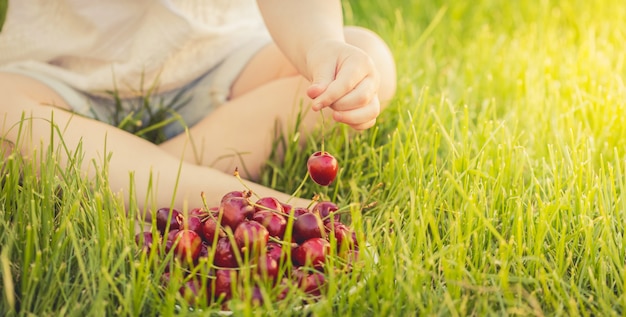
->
xmin=306 ymin=66 xmax=335 ymax=100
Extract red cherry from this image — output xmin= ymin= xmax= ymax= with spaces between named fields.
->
xmin=200 ymin=214 xmax=225 ymax=244
xmin=212 ymin=269 xmax=237 ymax=301
xmin=188 ymin=207 xmax=209 ymax=219
xmin=248 ymin=285 xmax=265 ymax=306
xmin=292 ymin=212 xmax=325 ymax=244
xmin=213 ymin=237 xmax=239 ymax=268
xmin=220 ymin=196 xmax=254 ymax=230
xmin=173 ymin=229 xmax=203 ymax=262
xmin=281 ymin=203 xmax=293 ymax=215
xmin=221 ymin=190 xmax=246 ymax=202
xmin=254 ymin=196 xmax=284 ymax=213
xmin=293 ymin=267 xmax=326 ymax=296
xmin=276 ymin=278 xmax=291 ymax=301
xmin=166 ymin=229 xmax=180 ymax=242
xmin=255 ymin=253 xmax=280 ymax=282
xmin=164 ymin=239 xmax=175 ymax=255
xmin=289 ymin=207 xmax=309 ymax=218
xmin=183 ymin=215 xmax=203 ymax=233
xmin=293 ymin=237 xmax=330 ymax=268
xmin=251 ymin=210 xmax=287 ymax=239
xmin=307 ymin=151 xmax=338 ymax=186
xmin=234 ymin=220 xmax=269 ymax=254
xmin=326 ymin=222 xmax=358 ymax=250
xmin=135 ymin=231 xmax=158 ymax=254
xmin=179 ymin=278 xmax=208 ymax=306
xmin=265 ymin=241 xmax=284 ymax=263
xmin=197 ymin=243 xmax=210 ymax=262
xmin=311 ymin=201 xmax=340 ymax=224
xmin=155 ymin=207 xmax=184 ymax=233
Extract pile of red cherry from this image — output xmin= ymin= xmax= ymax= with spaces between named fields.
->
xmin=134 ymin=151 xmax=361 ymax=307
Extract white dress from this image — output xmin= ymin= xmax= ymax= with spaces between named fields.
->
xmin=0 ymin=0 xmax=271 ymax=97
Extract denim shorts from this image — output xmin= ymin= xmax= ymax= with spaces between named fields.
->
xmin=1 ymin=38 xmax=270 ymax=142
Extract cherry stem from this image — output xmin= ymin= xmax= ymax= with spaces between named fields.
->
xmin=199 ymin=192 xmax=214 ymax=213
xmin=320 ymin=108 xmax=326 ymax=154
xmin=286 ymin=108 xmax=327 ymax=204
xmin=307 ymin=194 xmax=321 ymax=209
xmin=233 ymin=167 xmax=261 ymax=200
xmin=286 ymin=170 xmax=310 ymax=204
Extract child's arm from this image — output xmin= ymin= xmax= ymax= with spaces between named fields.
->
xmin=0 ymin=76 xmax=310 ymax=214
xmin=256 ymin=0 xmax=382 ymax=131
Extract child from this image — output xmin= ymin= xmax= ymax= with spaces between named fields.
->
xmin=0 ymin=0 xmax=396 ymax=211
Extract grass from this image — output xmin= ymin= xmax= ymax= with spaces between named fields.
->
xmin=2 ymin=0 xmax=626 ymax=315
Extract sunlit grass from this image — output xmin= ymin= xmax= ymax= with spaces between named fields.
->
xmin=2 ymin=0 xmax=626 ymax=315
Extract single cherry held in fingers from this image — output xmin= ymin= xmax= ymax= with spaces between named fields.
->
xmin=307 ymin=151 xmax=338 ymax=186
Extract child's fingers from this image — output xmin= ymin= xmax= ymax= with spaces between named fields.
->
xmin=312 ymin=55 xmax=371 ymax=111
xmin=306 ymin=83 xmax=327 ymax=101
xmin=345 ymin=117 xmax=377 ymax=131
xmin=332 ymin=95 xmax=380 ymax=129
xmin=307 ymin=62 xmax=336 ymax=101
xmin=328 ymin=76 xmax=377 ymax=112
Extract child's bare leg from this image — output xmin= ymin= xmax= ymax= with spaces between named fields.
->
xmin=0 ymin=72 xmax=311 ymax=212
xmin=159 ymin=26 xmax=397 ymax=179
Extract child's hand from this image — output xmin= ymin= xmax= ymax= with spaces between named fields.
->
xmin=305 ymin=39 xmax=381 ymax=131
